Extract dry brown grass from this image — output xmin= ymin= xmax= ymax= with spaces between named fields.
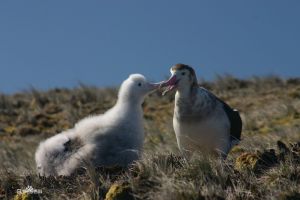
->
xmin=0 ymin=76 xmax=299 ymax=200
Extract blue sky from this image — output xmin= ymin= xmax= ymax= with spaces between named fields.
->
xmin=1 ymin=1 xmax=300 ymax=93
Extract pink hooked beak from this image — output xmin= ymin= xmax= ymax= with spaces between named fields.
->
xmin=159 ymin=75 xmax=178 ymax=88
xmin=158 ymin=75 xmax=179 ymax=95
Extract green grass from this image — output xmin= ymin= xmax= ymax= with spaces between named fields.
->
xmin=0 ymin=76 xmax=299 ymax=200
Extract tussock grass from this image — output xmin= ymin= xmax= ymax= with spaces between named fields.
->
xmin=0 ymin=75 xmax=299 ymax=199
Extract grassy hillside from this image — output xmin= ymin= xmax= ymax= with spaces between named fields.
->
xmin=0 ymin=76 xmax=299 ymax=200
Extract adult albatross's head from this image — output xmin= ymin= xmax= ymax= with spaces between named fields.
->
xmin=160 ymin=64 xmax=198 ymax=95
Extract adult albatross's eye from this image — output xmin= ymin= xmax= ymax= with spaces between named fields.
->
xmin=181 ymin=72 xmax=186 ymax=76
xmin=138 ymin=83 xmax=142 ymax=87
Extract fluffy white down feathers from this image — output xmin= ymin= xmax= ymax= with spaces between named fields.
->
xmin=35 ymin=74 xmax=157 ymax=176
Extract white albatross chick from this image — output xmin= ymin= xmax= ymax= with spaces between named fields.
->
xmin=35 ymin=74 xmax=159 ymax=176
xmin=160 ymin=64 xmax=242 ymax=158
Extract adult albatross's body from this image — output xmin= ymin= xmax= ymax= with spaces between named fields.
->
xmin=160 ymin=64 xmax=242 ymax=158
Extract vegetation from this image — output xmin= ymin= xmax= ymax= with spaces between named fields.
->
xmin=0 ymin=75 xmax=299 ymax=200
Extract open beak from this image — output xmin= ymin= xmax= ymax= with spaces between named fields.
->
xmin=158 ymin=75 xmax=178 ymax=95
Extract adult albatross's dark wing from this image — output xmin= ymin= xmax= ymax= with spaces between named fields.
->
xmin=201 ymin=88 xmax=242 ymax=143
xmin=219 ymin=99 xmax=242 ymax=143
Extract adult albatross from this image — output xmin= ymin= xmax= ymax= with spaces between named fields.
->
xmin=160 ymin=64 xmax=242 ymax=158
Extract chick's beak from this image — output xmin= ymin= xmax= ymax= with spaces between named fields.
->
xmin=147 ymin=82 xmax=160 ymax=91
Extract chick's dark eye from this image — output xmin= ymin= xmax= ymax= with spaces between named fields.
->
xmin=181 ymin=72 xmax=186 ymax=76
xmin=138 ymin=83 xmax=142 ymax=87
